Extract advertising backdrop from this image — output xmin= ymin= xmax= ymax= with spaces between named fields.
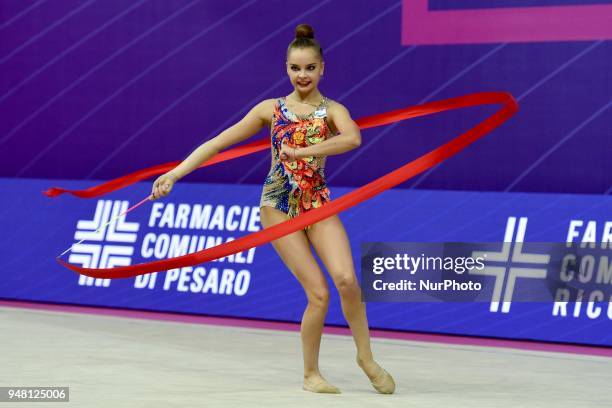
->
xmin=1 ymin=179 xmax=610 ymax=346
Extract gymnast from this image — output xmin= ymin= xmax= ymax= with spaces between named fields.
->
xmin=150 ymin=23 xmax=395 ymax=395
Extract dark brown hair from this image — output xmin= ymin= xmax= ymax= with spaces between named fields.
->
xmin=287 ymin=24 xmax=323 ymax=60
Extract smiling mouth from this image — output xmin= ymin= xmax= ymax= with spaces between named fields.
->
xmin=298 ymin=81 xmax=310 ymax=86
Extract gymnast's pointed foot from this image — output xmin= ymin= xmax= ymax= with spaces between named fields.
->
xmin=302 ymin=373 xmax=341 ymax=394
xmin=357 ymin=357 xmax=396 ymax=394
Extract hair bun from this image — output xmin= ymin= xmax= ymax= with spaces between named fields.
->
xmin=295 ymin=24 xmax=314 ymax=39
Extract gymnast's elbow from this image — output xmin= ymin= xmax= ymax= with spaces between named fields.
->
xmin=350 ymin=132 xmax=362 ymax=148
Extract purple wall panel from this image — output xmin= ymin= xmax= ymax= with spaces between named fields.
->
xmin=1 ymin=0 xmax=610 ymax=194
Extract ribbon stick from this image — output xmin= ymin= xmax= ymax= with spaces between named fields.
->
xmin=49 ymin=92 xmax=519 ymax=279
xmin=56 ymin=195 xmax=151 ymax=258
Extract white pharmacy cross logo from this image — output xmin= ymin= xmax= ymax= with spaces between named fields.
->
xmin=70 ymin=200 xmax=140 ymax=287
xmin=470 ymin=217 xmax=550 ymax=313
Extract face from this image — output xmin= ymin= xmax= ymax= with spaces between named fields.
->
xmin=286 ymin=47 xmax=324 ymax=93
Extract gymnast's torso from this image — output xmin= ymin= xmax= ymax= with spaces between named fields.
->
xmin=259 ymin=96 xmax=336 ymax=226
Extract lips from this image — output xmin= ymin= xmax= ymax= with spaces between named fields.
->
xmin=298 ymin=81 xmax=310 ymax=86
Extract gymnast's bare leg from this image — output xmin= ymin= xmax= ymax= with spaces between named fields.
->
xmin=306 ymin=214 xmax=396 ymax=394
xmin=259 ymin=205 xmax=341 ymax=394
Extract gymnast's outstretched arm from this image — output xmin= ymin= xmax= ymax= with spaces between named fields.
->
xmin=170 ymin=99 xmax=274 ymax=181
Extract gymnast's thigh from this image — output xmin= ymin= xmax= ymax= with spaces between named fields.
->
xmin=259 ymin=205 xmax=328 ymax=293
xmin=305 ymin=214 xmax=357 ymax=287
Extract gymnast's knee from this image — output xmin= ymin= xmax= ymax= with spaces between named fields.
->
xmin=306 ymin=287 xmax=330 ymax=309
xmin=335 ymin=274 xmax=359 ymax=298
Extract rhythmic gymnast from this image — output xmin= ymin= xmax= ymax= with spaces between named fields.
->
xmin=149 ymin=23 xmax=395 ymax=395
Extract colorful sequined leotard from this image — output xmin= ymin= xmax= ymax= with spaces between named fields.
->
xmin=259 ymin=96 xmax=333 ymax=230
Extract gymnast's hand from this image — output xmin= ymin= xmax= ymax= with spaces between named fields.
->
xmin=279 ymin=141 xmax=298 ymax=162
xmin=150 ymin=172 xmax=178 ymax=200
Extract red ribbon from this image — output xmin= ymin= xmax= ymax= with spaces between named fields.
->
xmin=50 ymin=92 xmax=518 ymax=279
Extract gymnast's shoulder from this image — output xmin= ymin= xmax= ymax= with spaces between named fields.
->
xmin=326 ymin=98 xmax=354 ymax=119
xmin=251 ymin=98 xmax=278 ymax=117
xmin=325 ymin=99 xmax=359 ymax=138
